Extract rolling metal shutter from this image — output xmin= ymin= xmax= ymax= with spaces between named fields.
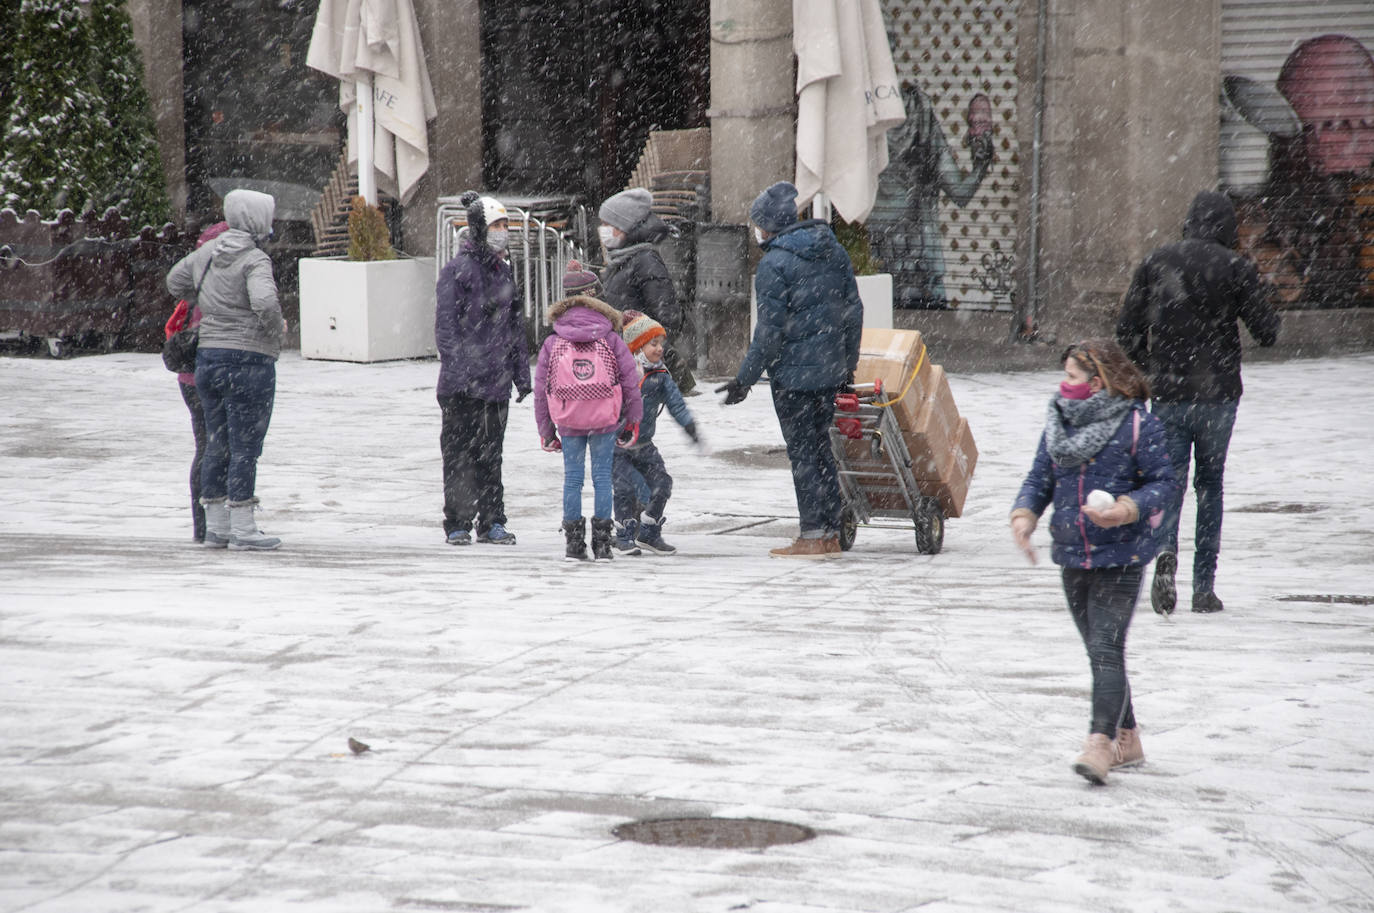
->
xmin=1220 ymin=0 xmax=1374 ymax=308
xmin=883 ymin=0 xmax=1021 ymax=311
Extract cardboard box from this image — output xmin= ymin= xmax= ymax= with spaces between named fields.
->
xmin=854 ymin=328 xmax=932 ymax=419
xmin=916 ymin=418 xmax=978 ymax=518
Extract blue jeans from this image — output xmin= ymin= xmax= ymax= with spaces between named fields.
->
xmin=613 ymin=443 xmax=672 ymax=521
xmin=196 ymin=348 xmax=276 ymax=503
xmin=772 ymin=384 xmax=843 ymax=535
xmin=1062 ymin=566 xmax=1143 ymax=739
xmin=562 ymin=432 xmax=616 ymax=523
xmin=1151 ymin=400 xmax=1238 ymax=594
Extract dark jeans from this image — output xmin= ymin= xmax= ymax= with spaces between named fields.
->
xmin=663 ymin=344 xmax=696 ymax=394
xmin=196 ymin=348 xmax=276 ymax=503
xmin=438 ymin=393 xmax=508 ymax=535
xmin=613 ymin=442 xmax=673 ymax=521
xmin=771 ymin=384 xmax=842 ymax=536
xmin=1062 ymin=565 xmax=1143 ymax=739
xmin=1151 ymin=400 xmax=1238 ymax=594
xmin=180 ymin=381 xmax=207 ymax=540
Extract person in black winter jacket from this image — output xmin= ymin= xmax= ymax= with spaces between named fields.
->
xmin=598 ymin=188 xmax=696 ymax=394
xmin=1116 ymin=190 xmax=1281 ymax=615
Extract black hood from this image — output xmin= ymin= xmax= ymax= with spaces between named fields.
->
xmin=1182 ymin=190 xmax=1237 ymax=247
xmin=622 ymin=212 xmax=671 ymax=246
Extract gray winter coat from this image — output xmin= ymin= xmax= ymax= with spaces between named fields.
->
xmin=166 ymin=189 xmax=283 ymax=359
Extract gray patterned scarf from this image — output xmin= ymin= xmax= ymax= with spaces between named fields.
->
xmin=1043 ymin=392 xmax=1134 ymax=468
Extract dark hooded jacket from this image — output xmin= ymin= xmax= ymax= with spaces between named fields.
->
xmin=1116 ymin=191 xmax=1280 ymax=402
xmin=435 ymin=238 xmax=531 ymax=401
xmin=734 ymin=219 xmax=863 ymax=391
xmin=601 ymin=214 xmax=681 ymax=333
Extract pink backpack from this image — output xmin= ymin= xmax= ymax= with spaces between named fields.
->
xmin=546 ymin=336 xmax=623 ymax=430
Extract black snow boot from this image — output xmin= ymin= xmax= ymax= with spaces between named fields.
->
xmin=591 ymin=517 xmax=615 ymax=562
xmin=1151 ymin=552 xmax=1177 ymax=616
xmin=562 ymin=517 xmax=588 ymax=562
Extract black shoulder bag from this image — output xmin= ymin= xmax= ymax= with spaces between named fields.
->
xmin=162 ymin=258 xmax=214 ymax=373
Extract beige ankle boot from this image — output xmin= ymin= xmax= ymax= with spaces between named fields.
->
xmin=1112 ymin=727 xmax=1145 ymax=769
xmin=1072 ymin=733 xmax=1114 ymax=784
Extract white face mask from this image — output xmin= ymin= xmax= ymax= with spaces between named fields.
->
xmin=753 ymin=227 xmax=767 ymax=246
xmin=486 ymin=228 xmax=509 ymax=252
xmin=598 ymin=225 xmax=620 ymax=250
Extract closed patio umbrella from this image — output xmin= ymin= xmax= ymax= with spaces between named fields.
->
xmin=307 ymin=0 xmax=437 ymax=206
xmin=793 ymin=0 xmax=906 ymax=223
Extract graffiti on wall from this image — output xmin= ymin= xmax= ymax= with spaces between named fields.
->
xmin=1222 ymin=34 xmax=1374 ymax=309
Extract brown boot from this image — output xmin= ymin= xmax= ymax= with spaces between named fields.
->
xmin=769 ymin=537 xmax=830 ymax=559
xmin=820 ymin=535 xmax=843 ymax=557
xmin=1112 ymin=727 xmax=1145 ymax=769
xmin=1072 ymin=733 xmax=1114 ymax=785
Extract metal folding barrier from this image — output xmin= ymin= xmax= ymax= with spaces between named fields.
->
xmin=435 ymin=196 xmax=587 ymax=330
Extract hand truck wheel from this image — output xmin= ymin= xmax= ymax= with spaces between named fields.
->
xmin=839 ymin=506 xmax=858 ymax=551
xmin=913 ymin=496 xmax=945 ymax=555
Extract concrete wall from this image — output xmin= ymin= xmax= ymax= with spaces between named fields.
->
xmin=126 ymin=0 xmax=187 ymax=220
xmin=1019 ymin=0 xmax=1220 ymax=342
xmin=400 ymin=0 xmax=483 ymax=257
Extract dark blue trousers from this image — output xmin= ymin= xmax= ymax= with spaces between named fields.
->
xmin=196 ymin=348 xmax=276 ymax=503
xmin=771 ymin=384 xmax=843 ymax=535
xmin=613 ymin=443 xmax=672 ymax=521
xmin=1151 ymin=400 xmax=1238 ymax=594
xmin=1062 ymin=565 xmax=1143 ymax=739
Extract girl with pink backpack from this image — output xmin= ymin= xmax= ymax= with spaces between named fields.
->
xmin=534 ymin=262 xmax=644 ymax=561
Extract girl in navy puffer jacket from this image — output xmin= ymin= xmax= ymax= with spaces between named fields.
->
xmin=1011 ymin=338 xmax=1179 ymax=787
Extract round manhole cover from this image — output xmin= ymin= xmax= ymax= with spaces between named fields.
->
xmin=613 ymin=817 xmax=816 ymax=849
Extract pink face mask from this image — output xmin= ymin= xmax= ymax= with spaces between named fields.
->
xmin=1059 ymin=380 xmax=1094 ymax=400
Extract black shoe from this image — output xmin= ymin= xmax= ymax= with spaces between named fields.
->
xmin=562 ymin=518 xmax=588 ymax=561
xmin=590 ymin=517 xmax=615 ymax=562
xmin=1192 ymin=591 xmax=1224 ymax=613
xmin=1151 ymin=553 xmax=1177 ymax=615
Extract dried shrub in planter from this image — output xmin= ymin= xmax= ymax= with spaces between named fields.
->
xmin=347 ymin=196 xmax=396 ymax=261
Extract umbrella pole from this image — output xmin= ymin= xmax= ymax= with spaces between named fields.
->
xmin=356 ymin=73 xmax=377 ymax=205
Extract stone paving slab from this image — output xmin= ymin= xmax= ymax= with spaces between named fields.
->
xmin=1 ymin=352 xmax=1372 ymax=912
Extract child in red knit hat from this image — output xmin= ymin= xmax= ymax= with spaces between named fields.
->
xmin=612 ymin=310 xmax=701 ymax=555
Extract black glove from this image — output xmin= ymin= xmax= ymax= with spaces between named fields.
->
xmin=515 ymin=387 xmax=531 ymax=404
xmin=715 ymin=381 xmax=749 ymax=405
xmin=683 ymin=422 xmax=699 ymax=443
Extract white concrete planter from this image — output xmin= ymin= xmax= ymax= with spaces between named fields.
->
xmin=855 ymin=273 xmax=893 ymax=330
xmin=298 ymin=257 xmax=437 ymax=362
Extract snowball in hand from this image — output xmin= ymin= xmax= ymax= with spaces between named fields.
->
xmin=1086 ymin=489 xmax=1115 ymax=511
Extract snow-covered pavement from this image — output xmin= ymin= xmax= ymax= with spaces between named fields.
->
xmin=2 ymin=350 xmax=1372 ymax=913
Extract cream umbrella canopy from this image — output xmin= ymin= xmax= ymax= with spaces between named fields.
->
xmin=793 ymin=0 xmax=906 ymax=223
xmin=307 ymin=0 xmax=438 ymax=206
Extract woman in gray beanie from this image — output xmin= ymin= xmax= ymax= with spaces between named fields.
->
xmin=597 ymin=188 xmax=696 ymax=394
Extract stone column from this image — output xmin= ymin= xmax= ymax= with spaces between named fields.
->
xmin=708 ymin=0 xmax=795 ymax=225
xmin=399 ymin=0 xmax=484 ymax=257
xmin=706 ymin=0 xmax=794 ymax=372
xmin=125 ymin=0 xmax=187 ymax=221
xmin=1023 ymin=0 xmax=1219 ymax=341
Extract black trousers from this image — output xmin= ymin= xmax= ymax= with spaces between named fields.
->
xmin=1061 ymin=565 xmax=1144 ymax=738
xmin=438 ymin=393 xmax=509 ymax=535
xmin=180 ymin=381 xmax=207 ymax=541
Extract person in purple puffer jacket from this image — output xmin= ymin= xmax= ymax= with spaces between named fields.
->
xmin=435 ymin=192 xmax=532 ymax=547
xmin=534 ymin=262 xmax=643 ymax=562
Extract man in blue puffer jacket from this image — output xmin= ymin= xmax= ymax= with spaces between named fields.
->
xmin=718 ymin=181 xmax=863 ymax=558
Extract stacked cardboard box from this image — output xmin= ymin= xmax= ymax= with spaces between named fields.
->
xmin=842 ymin=329 xmax=978 ymax=518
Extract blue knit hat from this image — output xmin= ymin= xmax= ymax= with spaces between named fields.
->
xmin=749 ymin=181 xmax=799 ymax=234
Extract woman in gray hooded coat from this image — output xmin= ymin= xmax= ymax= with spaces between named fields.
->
xmin=165 ymin=189 xmax=284 ymax=550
